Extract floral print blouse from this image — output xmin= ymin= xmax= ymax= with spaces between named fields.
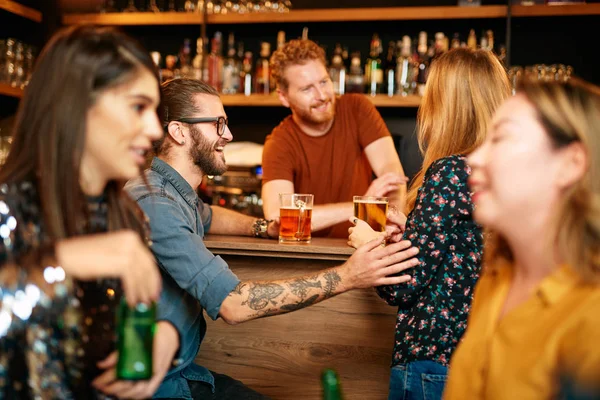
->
xmin=376 ymin=155 xmax=483 ymax=367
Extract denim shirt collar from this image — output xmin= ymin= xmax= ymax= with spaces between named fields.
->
xmin=151 ymin=157 xmax=199 ymax=209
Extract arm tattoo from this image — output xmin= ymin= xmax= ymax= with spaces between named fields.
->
xmin=288 ymin=278 xmax=322 ymax=300
xmin=323 ymin=271 xmax=342 ymax=298
xmin=241 ymin=283 xmax=285 ymax=310
xmin=280 ymin=294 xmax=319 ymax=312
xmin=229 ymin=282 xmax=246 ymax=296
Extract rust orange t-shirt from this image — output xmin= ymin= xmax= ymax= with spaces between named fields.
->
xmin=262 ymin=94 xmax=391 ymax=238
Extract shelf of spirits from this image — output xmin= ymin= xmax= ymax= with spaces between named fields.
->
xmin=0 ymin=83 xmax=24 ymax=99
xmin=219 ymin=93 xmax=421 ymax=107
xmin=0 ymin=0 xmax=42 ymax=23
xmin=63 ymin=5 xmax=507 ymax=26
xmin=205 ymin=6 xmax=508 ymax=24
xmin=512 ymin=3 xmax=600 ymax=17
xmin=62 ymin=11 xmax=203 ymax=26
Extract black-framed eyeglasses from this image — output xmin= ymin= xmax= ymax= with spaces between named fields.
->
xmin=175 ymin=116 xmax=229 ymax=137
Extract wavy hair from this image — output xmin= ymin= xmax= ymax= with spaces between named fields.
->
xmin=0 ymin=25 xmax=158 ymax=240
xmin=405 ymin=48 xmax=511 ymax=213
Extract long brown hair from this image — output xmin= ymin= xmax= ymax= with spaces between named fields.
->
xmin=0 ymin=25 xmax=159 ymax=240
xmin=406 ymin=48 xmax=511 ymax=213
xmin=486 ymin=78 xmax=600 ymax=282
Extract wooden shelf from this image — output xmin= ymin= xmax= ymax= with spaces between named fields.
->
xmin=0 ymin=83 xmax=23 ymax=99
xmin=512 ymin=3 xmax=600 ymax=17
xmin=62 ymin=4 xmax=600 ymax=26
xmin=220 ymin=93 xmax=420 ymax=107
xmin=0 ymin=0 xmax=41 ymax=22
xmin=207 ymin=5 xmax=507 ymax=24
xmin=62 ymin=11 xmax=203 ymax=25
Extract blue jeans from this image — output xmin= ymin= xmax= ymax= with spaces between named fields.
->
xmin=388 ymin=361 xmax=448 ymax=400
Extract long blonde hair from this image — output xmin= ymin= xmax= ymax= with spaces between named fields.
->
xmin=486 ymin=78 xmax=600 ymax=282
xmin=406 ymin=48 xmax=511 ymax=212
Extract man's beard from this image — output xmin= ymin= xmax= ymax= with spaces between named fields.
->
xmin=292 ymin=98 xmax=335 ymax=126
xmin=189 ymin=125 xmax=228 ymax=176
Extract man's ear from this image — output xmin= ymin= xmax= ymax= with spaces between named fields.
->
xmin=277 ymin=88 xmax=290 ymax=109
xmin=167 ymin=121 xmax=186 ymax=145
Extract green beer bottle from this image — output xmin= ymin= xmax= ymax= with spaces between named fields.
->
xmin=116 ymin=298 xmax=156 ymax=380
xmin=321 ymin=368 xmax=343 ymax=400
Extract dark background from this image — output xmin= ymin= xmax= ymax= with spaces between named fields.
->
xmin=1 ymin=0 xmax=597 ymax=178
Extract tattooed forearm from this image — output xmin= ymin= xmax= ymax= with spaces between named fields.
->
xmin=288 ymin=278 xmax=322 ymax=300
xmin=229 ymin=282 xmax=246 ymax=296
xmin=241 ymin=283 xmax=284 ymax=310
xmin=280 ymin=294 xmax=319 ymax=312
xmin=229 ymin=268 xmax=346 ymax=322
xmin=323 ymin=271 xmax=342 ymax=298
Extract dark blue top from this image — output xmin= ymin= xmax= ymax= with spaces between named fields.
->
xmin=376 ymin=155 xmax=483 ymax=367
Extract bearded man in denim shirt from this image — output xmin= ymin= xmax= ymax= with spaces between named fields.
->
xmin=125 ymin=78 xmax=421 ymax=400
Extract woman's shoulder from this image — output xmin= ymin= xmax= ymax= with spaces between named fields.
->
xmin=424 ymin=155 xmax=470 ymax=185
xmin=428 ymin=154 xmax=468 ymax=171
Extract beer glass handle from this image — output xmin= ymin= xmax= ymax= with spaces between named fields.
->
xmin=295 ymin=205 xmax=306 ymax=239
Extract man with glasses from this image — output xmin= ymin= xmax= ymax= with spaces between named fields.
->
xmin=124 ymin=78 xmax=420 ymax=399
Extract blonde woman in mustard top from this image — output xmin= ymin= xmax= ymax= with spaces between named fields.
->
xmin=444 ymin=78 xmax=600 ymax=399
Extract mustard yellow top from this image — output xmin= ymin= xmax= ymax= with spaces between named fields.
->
xmin=444 ymin=263 xmax=600 ymax=399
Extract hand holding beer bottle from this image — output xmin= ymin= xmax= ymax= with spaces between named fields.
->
xmin=92 ymin=321 xmax=180 ymax=399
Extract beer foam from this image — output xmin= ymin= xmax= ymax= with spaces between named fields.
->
xmin=353 ymin=200 xmax=388 ymax=204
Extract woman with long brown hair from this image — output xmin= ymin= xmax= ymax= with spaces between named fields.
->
xmin=0 ymin=25 xmax=173 ymax=398
xmin=444 ymin=78 xmax=600 ymax=399
xmin=349 ymin=47 xmax=510 ymax=399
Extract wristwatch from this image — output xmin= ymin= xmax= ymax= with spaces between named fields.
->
xmin=251 ymin=218 xmax=273 ymax=239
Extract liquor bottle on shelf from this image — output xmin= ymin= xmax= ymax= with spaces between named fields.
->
xmin=148 ymin=0 xmax=160 ymax=12
xmin=255 ymin=42 xmax=272 ymax=95
xmin=12 ymin=41 xmax=24 ymax=89
xmin=184 ymin=0 xmax=196 ymax=11
xmin=498 ymin=45 xmax=507 ymax=67
xmin=485 ymin=30 xmax=495 ymax=52
xmin=302 ymin=27 xmax=309 ymax=40
xmin=207 ymin=32 xmax=224 ymax=92
xmin=384 ymin=41 xmax=397 ymax=97
xmin=150 ymin=51 xmax=162 ymax=82
xmin=161 ymin=54 xmax=178 ymax=82
xmin=342 ymin=46 xmax=350 ymax=71
xmin=277 ymin=30 xmax=286 ymax=51
xmin=240 ymin=51 xmax=253 ymax=96
xmin=479 ymin=31 xmax=488 ymax=51
xmin=179 ymin=38 xmax=192 ymax=78
xmin=451 ymin=33 xmax=461 ymax=49
xmin=416 ymin=31 xmax=429 ymax=97
xmin=396 ymin=36 xmax=415 ymax=97
xmin=329 ymin=43 xmax=346 ymax=95
xmin=467 ymin=29 xmax=477 ymax=50
xmin=365 ymin=33 xmax=383 ymax=96
xmin=192 ymin=37 xmax=206 ymax=81
xmin=222 ymin=33 xmax=241 ymax=94
xmin=345 ymin=51 xmax=364 ymax=94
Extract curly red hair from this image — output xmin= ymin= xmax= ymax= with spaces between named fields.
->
xmin=269 ymin=39 xmax=326 ymax=90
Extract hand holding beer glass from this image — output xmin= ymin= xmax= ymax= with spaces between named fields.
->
xmin=279 ymin=193 xmax=313 ymax=243
xmin=353 ymin=196 xmax=388 ymax=232
xmin=349 ymin=196 xmax=389 ymax=248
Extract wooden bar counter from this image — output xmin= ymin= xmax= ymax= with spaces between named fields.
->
xmin=196 ymin=235 xmax=397 ymax=399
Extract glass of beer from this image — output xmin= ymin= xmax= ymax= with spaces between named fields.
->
xmin=279 ymin=193 xmax=313 ymax=243
xmin=353 ymin=196 xmax=388 ymax=232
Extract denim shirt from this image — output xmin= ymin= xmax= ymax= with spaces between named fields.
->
xmin=124 ymin=158 xmax=240 ymax=399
